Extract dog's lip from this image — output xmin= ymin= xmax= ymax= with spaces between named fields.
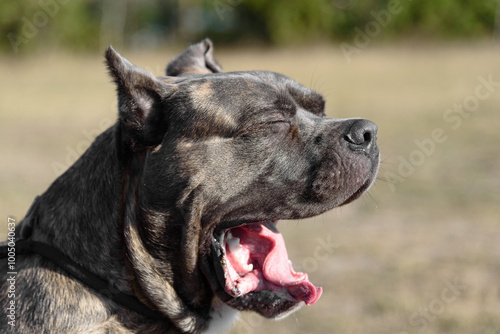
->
xmin=216 ymin=219 xmax=259 ymax=231
xmin=340 ymin=153 xmax=380 ymax=206
xmin=340 ymin=176 xmax=373 ymax=206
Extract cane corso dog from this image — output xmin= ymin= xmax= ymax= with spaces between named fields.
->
xmin=0 ymin=39 xmax=379 ymax=333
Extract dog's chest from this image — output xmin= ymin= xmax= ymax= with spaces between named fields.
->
xmin=203 ymin=298 xmax=239 ymax=334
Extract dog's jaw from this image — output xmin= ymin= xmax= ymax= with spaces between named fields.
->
xmin=219 ymin=221 xmax=321 ymax=304
xmin=198 ymin=219 xmax=323 ymax=320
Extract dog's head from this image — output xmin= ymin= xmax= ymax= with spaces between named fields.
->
xmin=106 ymin=39 xmax=379 ymax=326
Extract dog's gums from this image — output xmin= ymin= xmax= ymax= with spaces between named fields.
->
xmin=213 ymin=221 xmax=322 ymax=307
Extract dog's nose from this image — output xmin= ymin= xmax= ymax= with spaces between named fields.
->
xmin=343 ymin=119 xmax=378 ymax=154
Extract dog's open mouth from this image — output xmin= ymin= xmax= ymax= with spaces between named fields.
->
xmin=210 ymin=220 xmax=322 ymax=315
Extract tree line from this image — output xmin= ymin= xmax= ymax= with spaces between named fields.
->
xmin=2 ymin=0 xmax=498 ymax=54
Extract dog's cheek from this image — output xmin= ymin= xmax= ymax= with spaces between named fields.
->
xmin=141 ymin=151 xmax=189 ymax=210
xmin=158 ymin=141 xmax=252 ymax=207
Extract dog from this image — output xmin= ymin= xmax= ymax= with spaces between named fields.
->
xmin=0 ymin=39 xmax=379 ymax=333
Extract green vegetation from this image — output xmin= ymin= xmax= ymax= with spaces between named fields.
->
xmin=233 ymin=0 xmax=497 ymax=43
xmin=1 ymin=0 xmax=498 ymax=53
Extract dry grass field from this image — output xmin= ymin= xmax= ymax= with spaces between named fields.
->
xmin=1 ymin=42 xmax=499 ymax=333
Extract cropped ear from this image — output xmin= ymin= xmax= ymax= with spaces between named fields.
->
xmin=105 ymin=46 xmax=176 ymax=151
xmin=166 ymin=38 xmax=223 ymax=76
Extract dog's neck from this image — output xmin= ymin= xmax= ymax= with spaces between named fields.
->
xmin=26 ymin=127 xmax=132 ymax=289
xmin=23 ymin=125 xmax=234 ymax=332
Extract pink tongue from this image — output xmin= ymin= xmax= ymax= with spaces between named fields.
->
xmin=229 ymin=222 xmax=322 ymax=306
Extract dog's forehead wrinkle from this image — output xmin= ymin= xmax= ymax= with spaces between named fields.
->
xmin=165 ymin=86 xmax=240 ymax=140
xmin=180 ymin=77 xmax=284 ymax=134
xmin=184 ymin=71 xmax=288 ymax=93
xmin=243 ymin=71 xmax=325 ymax=116
xmin=191 ymin=80 xmax=214 ymax=101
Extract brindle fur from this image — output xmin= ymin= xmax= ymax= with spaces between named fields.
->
xmin=0 ymin=39 xmax=379 ymax=333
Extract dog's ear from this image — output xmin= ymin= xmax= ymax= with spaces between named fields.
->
xmin=105 ymin=46 xmax=175 ymax=151
xmin=166 ymin=38 xmax=223 ymax=76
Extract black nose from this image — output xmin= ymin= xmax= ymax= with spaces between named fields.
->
xmin=343 ymin=119 xmax=378 ymax=154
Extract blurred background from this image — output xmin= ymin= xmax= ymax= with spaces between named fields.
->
xmin=1 ymin=1 xmax=499 ymax=333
